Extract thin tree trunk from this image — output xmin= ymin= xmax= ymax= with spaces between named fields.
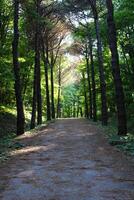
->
xmin=42 ymin=42 xmax=51 ymax=121
xmin=57 ymin=64 xmax=61 ymax=118
xmin=73 ymin=101 xmax=76 ymax=118
xmin=89 ymin=36 xmax=97 ymax=121
xmin=82 ymin=72 xmax=89 ymax=118
xmin=76 ymin=97 xmax=80 ymax=118
xmin=30 ymin=53 xmax=37 ymax=129
xmin=77 ymin=104 xmax=79 ymax=118
xmin=80 ymin=107 xmax=83 ymax=118
xmin=89 ymin=0 xmax=108 ymax=125
xmin=95 ymin=18 xmax=108 ymax=125
xmin=36 ymin=0 xmax=42 ymax=125
xmin=50 ymin=63 xmax=55 ymax=119
xmin=37 ymin=50 xmax=42 ymax=125
xmin=106 ymin=0 xmax=127 ymax=135
xmin=12 ymin=0 xmax=25 ymax=135
xmin=85 ymin=45 xmax=93 ymax=119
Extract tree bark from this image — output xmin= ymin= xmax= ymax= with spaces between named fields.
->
xmin=89 ymin=0 xmax=108 ymax=125
xmin=31 ymin=0 xmax=42 ymax=128
xmin=50 ymin=54 xmax=55 ymax=119
xmin=73 ymin=101 xmax=76 ymax=118
xmin=37 ymin=50 xmax=42 ymax=125
xmin=85 ymin=45 xmax=93 ymax=119
xmin=12 ymin=0 xmax=25 ymax=135
xmin=30 ymin=50 xmax=37 ymax=129
xmin=36 ymin=1 xmax=42 ymax=125
xmin=89 ymin=36 xmax=97 ymax=121
xmin=82 ymin=72 xmax=89 ymax=118
xmin=57 ymin=64 xmax=61 ymax=118
xmin=106 ymin=0 xmax=127 ymax=135
xmin=42 ymin=41 xmax=51 ymax=121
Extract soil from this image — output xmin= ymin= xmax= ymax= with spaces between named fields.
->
xmin=0 ymin=119 xmax=134 ymax=200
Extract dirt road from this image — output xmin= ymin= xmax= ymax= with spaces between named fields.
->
xmin=0 ymin=119 xmax=134 ymax=200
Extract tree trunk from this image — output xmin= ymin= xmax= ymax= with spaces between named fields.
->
xmin=85 ymin=46 xmax=93 ymax=119
xmin=30 ymin=52 xmax=37 ymax=129
xmin=12 ymin=0 xmax=25 ymax=135
xmin=95 ymin=18 xmax=108 ymax=125
xmin=57 ymin=64 xmax=61 ymax=118
xmin=106 ymin=0 xmax=127 ymax=135
xmin=73 ymin=101 xmax=76 ymax=118
xmin=37 ymin=50 xmax=42 ymax=125
xmin=89 ymin=36 xmax=97 ymax=121
xmin=82 ymin=72 xmax=89 ymax=118
xmin=80 ymin=107 xmax=83 ymax=118
xmin=50 ymin=63 xmax=55 ymax=119
xmin=42 ymin=42 xmax=51 ymax=121
xmin=36 ymin=1 xmax=42 ymax=125
xmin=89 ymin=0 xmax=108 ymax=125
xmin=31 ymin=0 xmax=42 ymax=128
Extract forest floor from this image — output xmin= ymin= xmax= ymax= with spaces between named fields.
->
xmin=0 ymin=119 xmax=134 ymax=200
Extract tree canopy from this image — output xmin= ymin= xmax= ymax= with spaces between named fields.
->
xmin=0 ymin=0 xmax=134 ymax=137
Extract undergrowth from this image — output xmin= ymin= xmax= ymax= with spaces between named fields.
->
xmin=0 ymin=105 xmax=52 ymax=163
xmin=92 ymin=118 xmax=134 ymax=156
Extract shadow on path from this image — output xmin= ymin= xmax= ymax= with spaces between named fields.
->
xmin=0 ymin=119 xmax=134 ymax=200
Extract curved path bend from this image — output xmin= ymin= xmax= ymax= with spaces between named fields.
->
xmin=0 ymin=119 xmax=134 ymax=200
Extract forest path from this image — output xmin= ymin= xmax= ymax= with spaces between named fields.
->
xmin=0 ymin=119 xmax=134 ymax=200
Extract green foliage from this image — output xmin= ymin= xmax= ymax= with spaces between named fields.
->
xmin=98 ymin=120 xmax=134 ymax=156
xmin=0 ymin=133 xmax=16 ymax=162
xmin=0 ymin=106 xmax=17 ymax=137
xmin=0 ymin=0 xmax=134 ymax=157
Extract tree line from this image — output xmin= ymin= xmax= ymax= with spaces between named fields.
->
xmin=0 ymin=0 xmax=134 ymax=136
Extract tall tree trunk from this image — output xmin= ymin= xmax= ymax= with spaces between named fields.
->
xmin=85 ymin=45 xmax=93 ymax=119
xmin=77 ymin=102 xmax=79 ymax=118
xmin=89 ymin=36 xmax=97 ymax=121
xmin=106 ymin=0 xmax=127 ymax=135
xmin=42 ymin=42 xmax=51 ymax=121
xmin=30 ymin=52 xmax=37 ymax=129
xmin=36 ymin=1 xmax=42 ymax=125
xmin=12 ymin=0 xmax=25 ymax=135
xmin=50 ymin=63 xmax=55 ymax=119
xmin=37 ymin=50 xmax=42 ymax=125
xmin=89 ymin=0 xmax=108 ymax=125
xmin=31 ymin=0 xmax=42 ymax=128
xmin=57 ymin=64 xmax=61 ymax=118
xmin=95 ymin=17 xmax=108 ymax=125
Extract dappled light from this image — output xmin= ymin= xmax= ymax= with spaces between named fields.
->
xmin=0 ymin=119 xmax=134 ymax=200
xmin=10 ymin=144 xmax=56 ymax=157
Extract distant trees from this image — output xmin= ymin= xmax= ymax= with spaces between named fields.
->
xmin=60 ymin=0 xmax=132 ymax=135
